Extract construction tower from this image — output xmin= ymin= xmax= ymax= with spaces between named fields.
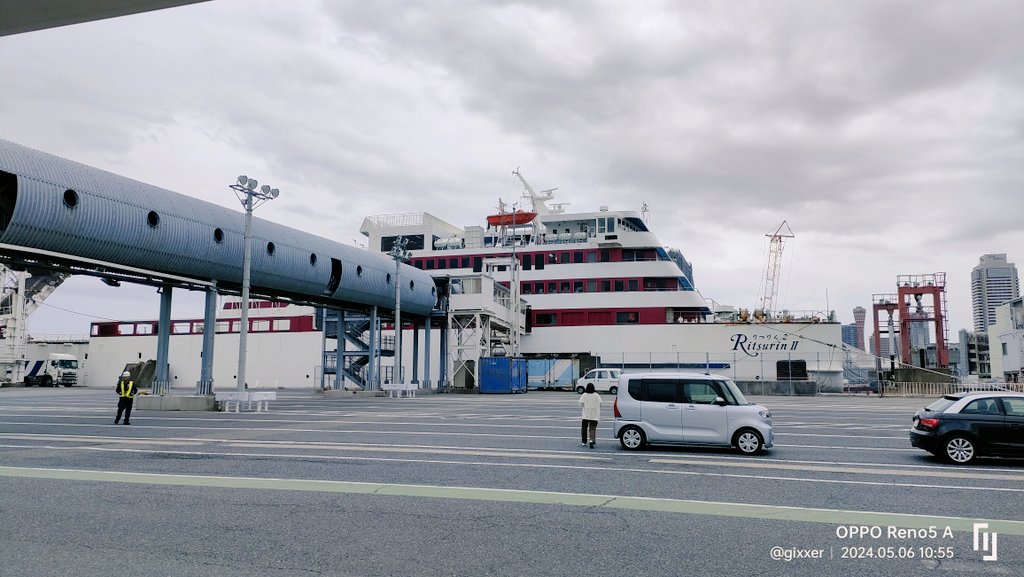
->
xmin=759 ymin=221 xmax=794 ymax=316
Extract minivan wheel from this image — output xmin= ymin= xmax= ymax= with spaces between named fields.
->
xmin=944 ymin=435 xmax=976 ymax=464
xmin=734 ymin=429 xmax=764 ymax=455
xmin=609 ymin=386 xmax=618 ymax=395
xmin=575 ymin=386 xmax=585 ymax=394
xmin=619 ymin=426 xmax=646 ymax=450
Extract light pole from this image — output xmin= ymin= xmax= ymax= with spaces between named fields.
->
xmin=388 ymin=236 xmax=411 ymax=384
xmin=230 ymin=175 xmax=279 ymax=391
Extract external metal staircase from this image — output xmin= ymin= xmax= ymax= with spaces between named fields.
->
xmin=321 ymin=311 xmax=394 ymax=389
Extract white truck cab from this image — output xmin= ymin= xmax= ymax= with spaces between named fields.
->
xmin=24 ymin=353 xmax=79 ymax=387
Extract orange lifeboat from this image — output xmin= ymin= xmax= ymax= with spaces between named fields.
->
xmin=486 ymin=210 xmax=537 ymax=227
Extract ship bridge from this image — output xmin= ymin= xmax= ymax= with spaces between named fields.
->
xmin=445 ymin=263 xmax=529 ymax=388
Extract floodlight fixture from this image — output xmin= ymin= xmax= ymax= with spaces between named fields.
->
xmin=228 ymin=174 xmax=280 ymax=391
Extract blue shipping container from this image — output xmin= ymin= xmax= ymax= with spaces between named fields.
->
xmin=526 ymin=358 xmax=580 ymax=390
xmin=479 ymin=357 xmax=528 ymax=394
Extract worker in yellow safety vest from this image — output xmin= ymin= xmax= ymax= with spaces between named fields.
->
xmin=114 ymin=371 xmax=137 ymax=425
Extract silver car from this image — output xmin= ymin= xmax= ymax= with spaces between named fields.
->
xmin=612 ymin=372 xmax=773 ymax=454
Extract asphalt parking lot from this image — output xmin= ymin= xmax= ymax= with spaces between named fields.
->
xmin=1 ymin=387 xmax=1021 ymax=577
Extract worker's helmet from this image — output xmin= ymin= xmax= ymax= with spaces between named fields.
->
xmin=121 ymin=371 xmax=131 ymax=378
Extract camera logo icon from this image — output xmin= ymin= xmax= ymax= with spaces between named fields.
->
xmin=973 ymin=523 xmax=998 ymax=562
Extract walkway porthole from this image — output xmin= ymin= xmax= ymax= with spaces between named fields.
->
xmin=409 ymin=280 xmax=415 ymax=290
xmin=147 ymin=211 xmax=160 ymax=228
xmin=213 ymin=228 xmax=224 ymax=243
xmin=266 ymin=242 xmax=276 ymax=255
xmin=386 ymin=273 xmax=391 ymax=284
xmin=356 ymin=265 xmax=363 ymax=277
xmin=431 ymin=287 xmax=436 ymax=297
xmin=310 ymin=253 xmax=317 ymax=266
xmin=63 ymin=189 xmax=79 ymax=208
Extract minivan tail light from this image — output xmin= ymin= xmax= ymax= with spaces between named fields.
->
xmin=613 ymin=397 xmax=621 ymax=418
xmin=918 ymin=418 xmax=939 ymax=429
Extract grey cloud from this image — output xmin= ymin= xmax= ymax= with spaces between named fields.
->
xmin=6 ymin=0 xmax=1024 ymax=335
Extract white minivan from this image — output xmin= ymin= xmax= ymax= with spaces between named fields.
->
xmin=576 ymin=368 xmax=622 ymax=394
xmin=612 ymin=372 xmax=773 ymax=454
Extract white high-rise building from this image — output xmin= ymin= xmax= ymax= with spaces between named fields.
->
xmin=971 ymin=254 xmax=1020 ymax=333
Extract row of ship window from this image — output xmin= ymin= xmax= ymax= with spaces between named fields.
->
xmin=531 ymin=308 xmax=703 ymax=327
xmin=91 ymin=308 xmax=705 ymax=335
xmin=91 ymin=315 xmax=317 ymax=337
xmin=512 ymin=278 xmax=680 ymax=294
xmin=411 ymin=248 xmax=663 ymax=271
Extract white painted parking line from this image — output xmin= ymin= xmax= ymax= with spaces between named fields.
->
xmin=3 ymin=443 xmax=1022 ymax=494
xmin=649 ymin=457 xmax=1024 ymax=482
xmin=3 ymin=465 xmax=1023 ymax=535
xmin=774 ymin=432 xmax=907 ymax=440
xmin=776 ymin=443 xmax=920 ymax=452
xmin=4 ymin=433 xmax=976 ymax=470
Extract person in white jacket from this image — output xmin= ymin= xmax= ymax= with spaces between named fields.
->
xmin=578 ymin=382 xmax=602 ymax=448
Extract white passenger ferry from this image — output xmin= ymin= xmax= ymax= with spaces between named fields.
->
xmin=360 ymin=171 xmax=843 ymax=387
xmin=81 ymin=172 xmax=842 ymax=390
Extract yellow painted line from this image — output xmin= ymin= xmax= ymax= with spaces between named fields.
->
xmin=2 ymin=465 xmax=1022 ymax=536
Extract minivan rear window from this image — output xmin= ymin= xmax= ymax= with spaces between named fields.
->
xmin=627 ymin=379 xmax=641 ymax=399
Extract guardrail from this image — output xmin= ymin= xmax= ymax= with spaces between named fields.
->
xmin=880 ymin=382 xmax=1024 ymax=397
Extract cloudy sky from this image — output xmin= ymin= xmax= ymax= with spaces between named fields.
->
xmin=2 ymin=0 xmax=1022 ymax=340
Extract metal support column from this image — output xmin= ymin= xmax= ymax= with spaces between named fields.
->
xmin=411 ymin=322 xmax=420 ymax=384
xmin=319 ymin=308 xmax=329 ymax=391
xmin=196 ymin=282 xmax=217 ymax=395
xmin=10 ymin=271 xmax=27 ymax=384
xmin=154 ymin=285 xmax=172 ymax=395
xmin=423 ymin=319 xmax=432 ymax=389
xmin=439 ymin=318 xmax=448 ymax=388
xmin=368 ymin=306 xmax=378 ymax=390
xmin=338 ymin=309 xmax=346 ymax=390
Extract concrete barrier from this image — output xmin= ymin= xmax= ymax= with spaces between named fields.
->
xmin=215 ymin=390 xmax=276 ymax=412
xmin=381 ymin=383 xmax=418 ymax=398
xmin=135 ymin=395 xmax=216 ymax=411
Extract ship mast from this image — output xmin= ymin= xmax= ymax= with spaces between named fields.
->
xmin=512 ymin=168 xmax=559 ymax=215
